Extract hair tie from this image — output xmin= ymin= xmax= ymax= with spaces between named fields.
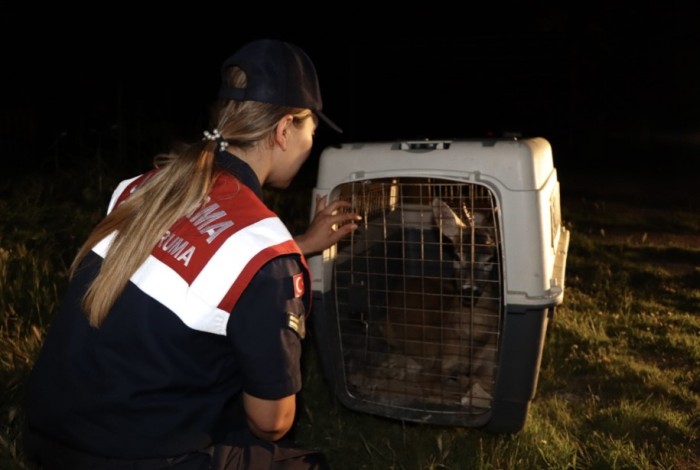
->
xmin=203 ymin=129 xmax=229 ymax=151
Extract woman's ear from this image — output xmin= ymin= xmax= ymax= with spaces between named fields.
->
xmin=274 ymin=115 xmax=295 ymax=151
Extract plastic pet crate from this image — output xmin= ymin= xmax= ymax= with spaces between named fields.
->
xmin=307 ymin=137 xmax=570 ymax=433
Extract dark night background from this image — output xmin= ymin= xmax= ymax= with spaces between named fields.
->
xmin=2 ymin=5 xmax=699 ymax=204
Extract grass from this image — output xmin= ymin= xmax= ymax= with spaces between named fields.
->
xmin=1 ymin=158 xmax=699 ymax=469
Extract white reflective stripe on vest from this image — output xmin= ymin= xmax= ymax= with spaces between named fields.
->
xmin=92 ymin=216 xmax=293 ymax=336
xmin=106 ymin=174 xmax=141 ymax=214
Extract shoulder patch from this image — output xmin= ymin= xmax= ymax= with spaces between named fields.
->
xmin=293 ymin=272 xmax=304 ymax=298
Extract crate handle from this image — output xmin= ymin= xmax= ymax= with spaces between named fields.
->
xmin=400 ymin=140 xmax=452 ymax=150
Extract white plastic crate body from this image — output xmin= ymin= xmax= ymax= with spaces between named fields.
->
xmin=307 ymin=137 xmax=570 ymax=430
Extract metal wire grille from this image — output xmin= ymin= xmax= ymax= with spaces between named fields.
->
xmin=328 ymin=177 xmax=503 ymax=416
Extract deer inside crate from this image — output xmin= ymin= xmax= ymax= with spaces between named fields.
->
xmin=374 ymin=197 xmax=500 ymax=406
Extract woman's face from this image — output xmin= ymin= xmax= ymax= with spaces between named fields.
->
xmin=268 ymin=115 xmax=317 ymax=188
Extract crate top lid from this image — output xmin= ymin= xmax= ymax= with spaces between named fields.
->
xmin=316 ymin=137 xmax=556 ymax=191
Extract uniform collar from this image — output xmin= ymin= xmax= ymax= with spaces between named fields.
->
xmin=215 ymin=149 xmax=264 ymax=200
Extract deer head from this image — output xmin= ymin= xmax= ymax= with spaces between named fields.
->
xmin=431 ymin=198 xmax=497 ymax=300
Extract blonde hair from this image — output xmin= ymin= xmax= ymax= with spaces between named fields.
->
xmin=72 ymin=66 xmax=314 ymax=327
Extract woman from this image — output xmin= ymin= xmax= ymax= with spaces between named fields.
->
xmin=24 ymin=38 xmax=359 ymax=469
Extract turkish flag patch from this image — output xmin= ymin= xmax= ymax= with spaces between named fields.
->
xmin=293 ymin=273 xmax=304 ymax=298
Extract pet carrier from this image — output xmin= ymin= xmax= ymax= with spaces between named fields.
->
xmin=307 ymin=137 xmax=569 ymax=433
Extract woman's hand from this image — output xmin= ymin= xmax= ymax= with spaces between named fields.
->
xmin=294 ymin=195 xmax=360 ymax=256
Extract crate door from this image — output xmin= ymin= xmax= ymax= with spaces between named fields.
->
xmin=327 ymin=177 xmax=504 ymax=426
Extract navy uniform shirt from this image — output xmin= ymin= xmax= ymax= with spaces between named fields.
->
xmin=25 ymin=150 xmax=309 ymax=459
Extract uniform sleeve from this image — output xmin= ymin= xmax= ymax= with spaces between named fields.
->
xmin=226 ymin=253 xmax=309 ymax=400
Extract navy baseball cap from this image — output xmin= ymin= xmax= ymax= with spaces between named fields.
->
xmin=218 ymin=39 xmax=342 ymax=133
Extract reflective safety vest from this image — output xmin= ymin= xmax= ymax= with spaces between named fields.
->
xmin=98 ymin=170 xmax=310 ymax=335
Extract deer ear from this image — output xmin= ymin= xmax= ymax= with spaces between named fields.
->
xmin=432 ymin=198 xmax=467 ymax=241
xmin=461 ymin=205 xmax=475 ymax=226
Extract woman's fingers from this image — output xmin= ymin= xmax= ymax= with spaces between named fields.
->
xmin=315 ymin=195 xmax=328 ymax=213
xmin=330 ymin=211 xmax=360 ymax=228
xmin=322 ymin=199 xmax=352 ymax=214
